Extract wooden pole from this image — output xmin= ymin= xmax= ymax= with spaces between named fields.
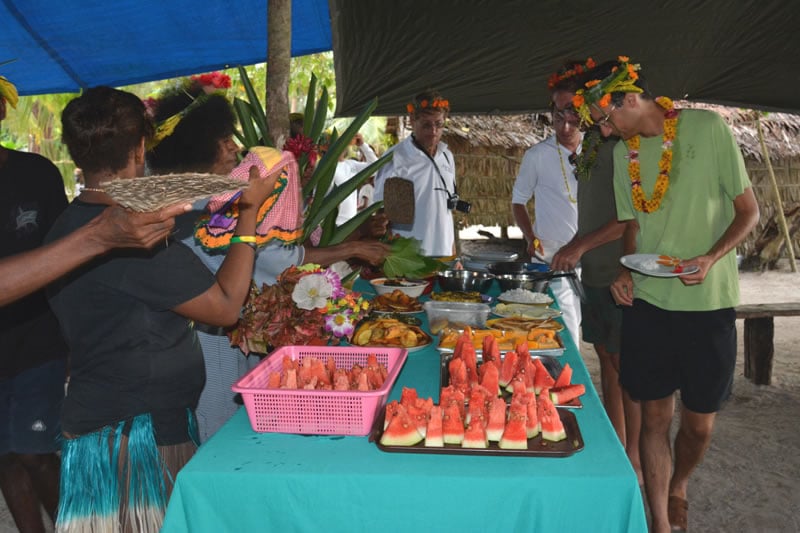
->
xmin=267 ymin=0 xmax=291 ymax=148
xmin=756 ymin=115 xmax=797 ymax=272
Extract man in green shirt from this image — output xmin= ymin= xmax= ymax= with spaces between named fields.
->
xmin=573 ymin=57 xmax=759 ymax=533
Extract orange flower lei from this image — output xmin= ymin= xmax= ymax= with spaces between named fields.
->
xmin=547 ymin=57 xmax=596 ymax=90
xmin=406 ymin=97 xmax=450 ymax=114
xmin=627 ymin=96 xmax=679 ymax=213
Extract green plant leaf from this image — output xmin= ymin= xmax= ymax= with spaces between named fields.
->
xmin=382 ymin=237 xmax=446 ymax=279
xmin=237 ymin=65 xmax=270 ymax=147
xmin=303 ymin=74 xmax=317 ymax=137
xmin=309 ymin=86 xmax=328 ymax=142
xmin=233 ymin=97 xmax=260 ymax=148
xmin=326 ymin=201 xmax=384 ymax=246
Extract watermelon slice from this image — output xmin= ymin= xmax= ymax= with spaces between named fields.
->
xmin=523 ymin=392 xmax=540 ymax=439
xmin=267 ymin=371 xmax=281 ymax=389
xmin=532 ymin=357 xmax=556 ymax=394
xmin=440 ymin=385 xmax=466 ymax=420
xmin=550 ymin=384 xmax=586 ymax=404
xmin=553 ymin=363 xmax=573 ymax=388
xmin=462 ymin=421 xmax=488 ymax=448
xmin=383 ymin=400 xmax=401 ymax=430
xmin=442 ymin=403 xmax=465 ymax=445
xmin=485 ymin=396 xmax=507 ymax=442
xmin=499 ymin=402 xmax=528 ymax=450
xmin=461 ymin=342 xmax=479 ymax=385
xmin=400 ymin=386 xmax=418 ymax=407
xmin=479 ymin=360 xmax=500 ymax=397
xmin=499 ymin=350 xmax=518 ymax=387
xmin=482 ymin=334 xmax=501 ymax=366
xmin=538 ymin=391 xmax=566 ymax=442
xmin=406 ymin=397 xmax=433 ymax=437
xmin=425 ymin=405 xmax=444 ymax=447
xmin=454 ymin=327 xmax=473 ymax=358
xmin=380 ymin=405 xmax=424 ymax=446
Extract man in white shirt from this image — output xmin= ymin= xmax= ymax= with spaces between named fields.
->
xmin=374 ymin=90 xmax=459 ymax=257
xmin=331 ymin=133 xmax=377 ymax=225
xmin=511 ymin=77 xmax=583 ymax=346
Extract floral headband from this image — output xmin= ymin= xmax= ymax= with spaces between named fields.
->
xmin=572 ymin=56 xmax=643 ymax=125
xmin=0 ymin=75 xmax=19 ymax=109
xmin=406 ymin=96 xmax=450 ymax=114
xmin=145 ymin=71 xmax=232 ymax=150
xmin=547 ymin=58 xmax=596 ymax=90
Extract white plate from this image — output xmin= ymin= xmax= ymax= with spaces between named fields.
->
xmin=620 ymin=254 xmax=700 ymax=278
xmin=497 ymin=296 xmax=554 ymax=306
xmin=491 ymin=303 xmax=562 ymax=319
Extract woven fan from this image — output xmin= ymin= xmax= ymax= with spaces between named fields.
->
xmin=383 ymin=177 xmax=415 ymax=224
xmin=99 ymin=173 xmax=247 ymax=212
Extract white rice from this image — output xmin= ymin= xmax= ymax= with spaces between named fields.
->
xmin=498 ymin=288 xmax=553 ymax=304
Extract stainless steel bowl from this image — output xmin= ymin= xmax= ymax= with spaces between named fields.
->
xmin=487 ymin=262 xmax=550 ymax=276
xmin=494 ymin=273 xmax=550 ymax=293
xmin=436 ymin=270 xmax=495 ymax=293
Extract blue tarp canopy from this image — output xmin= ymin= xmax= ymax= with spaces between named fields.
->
xmin=1 ymin=0 xmax=331 ymax=95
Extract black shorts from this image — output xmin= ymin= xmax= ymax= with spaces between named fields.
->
xmin=619 ymin=299 xmax=736 ymax=413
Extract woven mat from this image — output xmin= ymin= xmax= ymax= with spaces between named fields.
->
xmin=100 ymin=173 xmax=246 ymax=212
xmin=383 ymin=177 xmax=415 ymax=224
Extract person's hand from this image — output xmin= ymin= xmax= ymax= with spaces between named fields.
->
xmin=91 ymin=203 xmax=191 ymax=250
xmin=351 ymin=240 xmax=392 ymax=266
xmin=610 ymin=268 xmax=635 ymax=306
xmin=239 ymin=166 xmax=279 ymax=209
xmin=526 ymin=236 xmax=544 ymax=260
xmin=360 ymin=211 xmax=389 ymax=239
xmin=551 ymin=241 xmax=583 ymax=272
xmin=677 ymin=254 xmax=714 ymax=285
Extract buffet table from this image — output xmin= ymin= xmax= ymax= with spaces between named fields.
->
xmin=162 ymin=281 xmax=647 ymax=533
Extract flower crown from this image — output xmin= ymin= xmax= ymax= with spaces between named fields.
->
xmin=406 ymin=96 xmax=450 ymax=114
xmin=572 ymin=56 xmax=643 ymax=125
xmin=547 ymin=58 xmax=596 ymax=90
xmin=146 ymin=71 xmax=232 ymax=149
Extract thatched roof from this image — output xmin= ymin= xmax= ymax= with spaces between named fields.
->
xmin=443 ymin=103 xmax=800 ymax=160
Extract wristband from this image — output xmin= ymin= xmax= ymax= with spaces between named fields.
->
xmin=231 ymin=235 xmax=258 ymax=249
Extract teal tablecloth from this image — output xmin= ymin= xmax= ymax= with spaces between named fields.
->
xmin=163 ymin=280 xmax=647 ymax=533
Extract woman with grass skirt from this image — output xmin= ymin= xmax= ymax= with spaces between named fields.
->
xmin=45 ymin=86 xmax=279 ymax=532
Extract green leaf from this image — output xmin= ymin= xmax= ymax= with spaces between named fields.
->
xmin=382 ymin=237 xmax=446 ymax=279
xmin=237 ymin=65 xmax=270 ymax=147
xmin=233 ymin=97 xmax=260 ymax=148
xmin=303 ymin=74 xmax=317 ymax=137
xmin=309 ymin=86 xmax=328 ymax=142
xmin=326 ymin=201 xmax=384 ymax=246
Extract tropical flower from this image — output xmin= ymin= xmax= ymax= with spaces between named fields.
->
xmin=229 ymin=264 xmax=371 ymax=354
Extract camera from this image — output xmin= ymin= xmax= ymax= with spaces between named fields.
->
xmin=447 ymin=195 xmax=472 ymax=213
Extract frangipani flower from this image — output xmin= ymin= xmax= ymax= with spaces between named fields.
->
xmin=292 ymin=273 xmax=333 ymax=310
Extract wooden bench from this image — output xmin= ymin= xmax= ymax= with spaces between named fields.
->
xmin=735 ymin=302 xmax=800 ymax=385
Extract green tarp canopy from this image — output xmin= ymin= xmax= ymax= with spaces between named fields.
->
xmin=331 ymin=0 xmax=800 ymax=116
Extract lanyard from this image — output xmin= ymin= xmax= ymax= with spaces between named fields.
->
xmin=411 ymin=136 xmax=455 ymax=198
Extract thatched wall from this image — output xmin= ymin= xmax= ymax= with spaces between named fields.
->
xmin=442 ymin=106 xmax=800 ymax=258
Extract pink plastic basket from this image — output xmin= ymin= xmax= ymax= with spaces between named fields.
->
xmin=232 ymin=345 xmax=408 ymax=436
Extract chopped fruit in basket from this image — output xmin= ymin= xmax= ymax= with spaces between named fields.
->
xmin=267 ymin=355 xmax=388 ymax=391
xmin=380 ymin=404 xmax=424 ymax=446
xmin=550 ymin=384 xmax=586 ymax=405
xmin=425 ymin=406 xmax=444 ymax=447
xmin=538 ymin=391 xmax=567 ymax=442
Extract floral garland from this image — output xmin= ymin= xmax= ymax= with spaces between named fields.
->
xmin=406 ymin=96 xmax=450 ymax=114
xmin=547 ymin=57 xmax=596 ymax=90
xmin=229 ymin=264 xmax=370 ymax=354
xmin=627 ymin=96 xmax=679 ymax=213
xmin=572 ymin=55 xmax=643 ymax=126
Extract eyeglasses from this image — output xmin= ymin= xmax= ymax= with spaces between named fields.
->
xmin=594 ymin=105 xmax=617 ymax=127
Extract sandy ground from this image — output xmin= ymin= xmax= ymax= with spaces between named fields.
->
xmin=2 ymin=253 xmax=799 ymax=532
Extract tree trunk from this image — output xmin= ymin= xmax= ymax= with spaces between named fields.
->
xmin=267 ymin=0 xmax=291 ymax=148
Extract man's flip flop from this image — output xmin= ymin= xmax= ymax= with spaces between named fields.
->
xmin=668 ymin=495 xmax=688 ymax=531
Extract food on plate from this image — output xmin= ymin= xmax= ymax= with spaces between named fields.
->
xmin=438 ymin=326 xmax=563 ymax=352
xmin=497 ymin=288 xmax=553 ymax=305
xmin=430 ymin=291 xmax=483 ymax=303
xmin=265 ymin=353 xmax=388 ymax=391
xmin=379 ymin=331 xmax=578 ymax=449
xmin=486 ymin=316 xmax=563 ymax=332
xmin=655 ymin=254 xmax=686 ymax=273
xmin=352 ymin=317 xmax=430 ymax=348
xmin=371 ymin=289 xmax=423 ymax=313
